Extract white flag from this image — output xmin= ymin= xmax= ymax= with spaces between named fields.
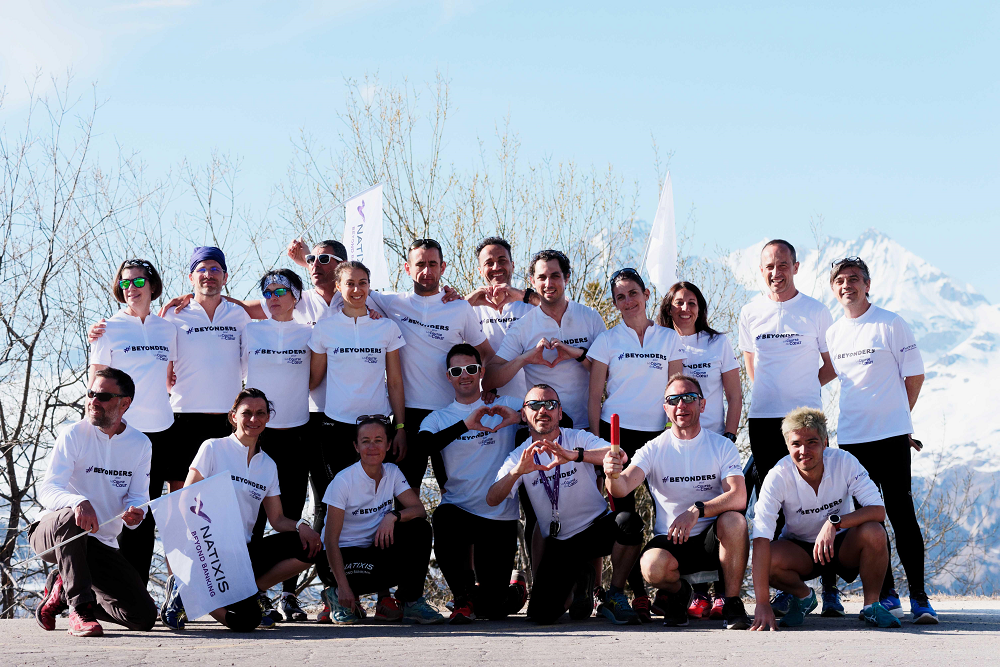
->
xmin=148 ymin=473 xmax=257 ymax=621
xmin=344 ymin=183 xmax=391 ymax=290
xmin=642 ymin=172 xmax=677 ymax=293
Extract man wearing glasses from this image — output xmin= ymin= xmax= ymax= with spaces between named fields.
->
xmin=486 ymin=385 xmax=642 ymax=625
xmin=418 ymin=344 xmax=526 ymax=624
xmin=604 ymin=374 xmax=751 ymax=630
xmin=31 ymin=368 xmax=157 ymax=637
xmin=367 ymin=239 xmax=494 ymax=490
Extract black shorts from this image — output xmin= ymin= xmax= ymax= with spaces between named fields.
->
xmin=247 ymin=531 xmax=323 ymax=580
xmin=784 ymin=530 xmax=859 ymax=583
xmin=643 ymin=521 xmax=721 ymax=578
xmin=154 ymin=413 xmax=232 ymax=482
xmin=551 ymin=510 xmax=644 ymax=558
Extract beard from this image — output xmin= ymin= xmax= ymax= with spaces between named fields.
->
xmin=88 ymin=410 xmax=115 ymax=429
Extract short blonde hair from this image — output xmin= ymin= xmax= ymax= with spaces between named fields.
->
xmin=781 ymin=407 xmax=828 ymax=444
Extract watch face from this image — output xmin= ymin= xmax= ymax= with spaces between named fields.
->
xmin=829 ymin=514 xmax=841 ymax=524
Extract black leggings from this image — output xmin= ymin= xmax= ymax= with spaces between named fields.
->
xmin=432 ymin=504 xmax=520 ymax=619
xmin=333 ymin=518 xmax=433 ymax=603
xmin=841 ymin=436 xmax=926 ymax=598
xmin=600 ymin=420 xmax=662 ymax=596
xmin=253 ymin=424 xmax=312 ymax=594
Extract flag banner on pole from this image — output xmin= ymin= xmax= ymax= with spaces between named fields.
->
xmin=643 ymin=171 xmax=677 ymax=294
xmin=344 ymin=183 xmax=391 ymax=290
xmin=148 ymin=472 xmax=256 ymax=621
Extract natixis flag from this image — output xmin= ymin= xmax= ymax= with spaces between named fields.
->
xmin=344 ymin=183 xmax=391 ymax=290
xmin=148 ymin=472 xmax=257 ymax=621
xmin=642 ymin=171 xmax=677 ymax=294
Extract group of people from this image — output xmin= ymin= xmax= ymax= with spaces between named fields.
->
xmin=28 ymin=232 xmax=936 ymax=637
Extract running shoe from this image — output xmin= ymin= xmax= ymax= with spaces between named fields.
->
xmin=280 ymin=593 xmax=308 ymax=621
xmin=375 ymin=596 xmax=403 ymax=622
xmin=632 ymin=595 xmax=653 ymax=623
xmin=663 ymin=580 xmax=692 ymax=628
xmin=862 ymin=601 xmax=902 ymax=628
xmin=507 ymin=570 xmax=529 ymax=615
xmin=257 ymin=591 xmax=283 ymax=624
xmin=449 ymin=599 xmax=476 ymax=625
xmin=779 ymin=590 xmax=817 ymax=628
xmin=880 ymin=589 xmax=904 ymax=618
xmin=36 ymin=571 xmax=67 ymax=631
xmin=821 ymin=587 xmax=846 ymax=617
xmin=67 ymin=602 xmax=103 ymax=637
xmin=568 ymin=566 xmax=597 ymax=620
xmin=770 ymin=590 xmax=793 ymax=618
xmin=316 ymin=602 xmax=332 ymax=624
xmin=909 ymin=595 xmax=939 ymax=625
xmin=402 ymin=597 xmax=445 ymax=624
xmin=160 ymin=575 xmax=187 ymax=631
xmin=321 ymin=587 xmax=361 ymax=625
xmin=650 ymin=589 xmax=670 ymax=617
xmin=721 ymin=597 xmax=751 ymax=630
xmin=687 ymin=592 xmax=712 ymax=619
xmin=599 ymin=590 xmax=641 ymax=625
xmin=709 ymin=596 xmax=725 ymax=620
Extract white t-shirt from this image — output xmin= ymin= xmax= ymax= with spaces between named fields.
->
xmin=322 ymin=462 xmax=411 ymax=548
xmin=496 ymin=301 xmax=606 ymax=426
xmin=476 ymin=301 xmax=535 ymax=399
xmin=588 ymin=323 xmax=687 ymax=431
xmin=752 ymin=447 xmax=883 ymax=543
xmin=308 ymin=312 xmax=405 ymax=423
xmin=244 ymin=319 xmax=313 ymax=428
xmin=265 ymin=289 xmax=344 ymax=413
xmin=631 ymin=428 xmax=743 ymax=537
xmin=89 ymin=310 xmax=177 ymax=433
xmin=419 ymin=395 xmax=523 ymax=521
xmin=678 ymin=332 xmax=741 ymax=435
xmin=495 ymin=428 xmax=609 ymax=540
xmin=738 ymin=293 xmax=833 ymax=418
xmin=826 ymin=305 xmax=924 ymax=444
xmin=38 ymin=420 xmax=152 ymax=548
xmin=369 ymin=292 xmax=488 ymax=411
xmin=164 ymin=300 xmax=251 ymax=413
xmin=190 ymin=434 xmax=280 ymax=544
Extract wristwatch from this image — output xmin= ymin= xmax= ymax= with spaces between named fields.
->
xmin=575 ymin=347 xmax=588 ymax=363
xmin=295 ymin=518 xmax=309 ymax=530
xmin=391 ymin=510 xmax=402 ymax=521
xmin=694 ymin=501 xmax=705 ymax=518
xmin=523 ymin=288 xmax=536 ymax=303
xmin=575 ymin=447 xmax=585 ymax=463
xmin=828 ymin=514 xmax=841 ymax=527
xmin=723 ymin=432 xmax=737 ymax=443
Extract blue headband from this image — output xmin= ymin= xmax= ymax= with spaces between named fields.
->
xmin=189 ymin=246 xmax=227 ymax=274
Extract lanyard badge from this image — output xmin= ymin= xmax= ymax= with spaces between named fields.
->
xmin=533 ymin=452 xmax=561 ymax=537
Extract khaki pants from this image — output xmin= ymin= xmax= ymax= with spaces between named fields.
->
xmin=28 ymin=508 xmax=157 ymax=630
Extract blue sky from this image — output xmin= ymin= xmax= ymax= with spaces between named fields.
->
xmin=3 ymin=0 xmax=998 ymax=299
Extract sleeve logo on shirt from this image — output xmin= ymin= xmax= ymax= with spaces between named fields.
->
xmin=796 ymin=498 xmax=843 ymax=515
xmin=900 ymin=344 xmax=917 ymax=353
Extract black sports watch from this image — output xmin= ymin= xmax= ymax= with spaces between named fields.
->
xmin=828 ymin=514 xmax=841 ymax=527
xmin=694 ymin=501 xmax=706 ymax=518
xmin=575 ymin=347 xmax=588 ymax=363
xmin=523 ymin=288 xmax=536 ymax=304
xmin=575 ymin=447 xmax=585 ymax=463
xmin=723 ymin=432 xmax=737 ymax=443
xmin=391 ymin=510 xmax=402 ymax=521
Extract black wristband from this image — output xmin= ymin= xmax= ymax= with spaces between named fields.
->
xmin=575 ymin=347 xmax=588 ymax=363
xmin=391 ymin=510 xmax=402 ymax=521
xmin=723 ymin=431 xmax=737 ymax=443
xmin=523 ymin=288 xmax=536 ymax=304
xmin=575 ymin=447 xmax=585 ymax=463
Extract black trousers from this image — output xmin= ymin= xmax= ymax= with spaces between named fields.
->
xmin=391 ymin=407 xmax=436 ymax=490
xmin=28 ymin=509 xmax=157 ymax=630
xmin=842 ymin=435 xmax=926 ymax=598
xmin=748 ymin=417 xmax=787 ymax=497
xmin=600 ymin=420 xmax=662 ymax=596
xmin=432 ymin=504 xmax=520 ymax=619
xmin=334 ymin=518 xmax=433 ymax=603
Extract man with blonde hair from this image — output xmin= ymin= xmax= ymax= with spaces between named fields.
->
xmin=749 ymin=408 xmax=898 ymax=630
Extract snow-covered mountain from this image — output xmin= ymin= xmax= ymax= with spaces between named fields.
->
xmin=726 ymin=229 xmax=1000 ymax=593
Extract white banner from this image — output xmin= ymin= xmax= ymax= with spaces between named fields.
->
xmin=344 ymin=183 xmax=391 ymax=290
xmin=642 ymin=171 xmax=677 ymax=294
xmin=148 ymin=473 xmax=257 ymax=621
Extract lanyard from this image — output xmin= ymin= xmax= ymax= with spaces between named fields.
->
xmin=533 ymin=452 xmax=561 ymax=530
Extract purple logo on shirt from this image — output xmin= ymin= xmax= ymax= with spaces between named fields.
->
xmin=189 ymin=495 xmax=212 ymax=523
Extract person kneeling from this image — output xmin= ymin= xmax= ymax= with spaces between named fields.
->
xmin=749 ymin=407 xmax=898 ymax=630
xmin=162 ymin=388 xmax=324 ymax=632
xmin=487 ymin=384 xmax=643 ymax=625
xmin=321 ymin=416 xmax=444 ymax=625
xmin=604 ymin=374 xmax=751 ymax=630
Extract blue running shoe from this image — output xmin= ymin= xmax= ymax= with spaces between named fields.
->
xmin=160 ymin=574 xmax=187 ymax=631
xmin=880 ymin=589 xmax=904 ymax=619
xmin=862 ymin=601 xmax=902 ymax=628
xmin=821 ymin=588 xmax=845 ymax=617
xmin=910 ymin=595 xmax=939 ymax=625
xmin=599 ymin=590 xmax=641 ymax=625
xmin=779 ymin=590 xmax=817 ymax=628
xmin=770 ymin=591 xmax=793 ymax=618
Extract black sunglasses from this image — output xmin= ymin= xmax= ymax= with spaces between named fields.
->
xmin=664 ymin=392 xmax=703 ymax=406
xmin=88 ymin=390 xmax=127 ymax=402
xmin=356 ymin=414 xmax=391 ymax=425
xmin=447 ymin=363 xmax=481 ymax=377
xmin=523 ymin=399 xmax=560 ymax=411
xmin=410 ymin=238 xmax=443 ymax=251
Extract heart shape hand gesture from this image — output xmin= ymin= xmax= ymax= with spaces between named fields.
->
xmin=464 ymin=404 xmax=523 ymax=433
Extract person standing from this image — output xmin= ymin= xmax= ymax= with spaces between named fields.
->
xmin=88 ymin=259 xmax=176 ymax=583
xmin=825 ymin=256 xmax=936 ymax=623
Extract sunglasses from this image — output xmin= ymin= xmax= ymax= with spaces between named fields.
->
xmin=119 ymin=277 xmax=147 ymax=290
xmin=664 ymin=392 xmax=703 ymax=406
xmin=523 ymin=399 xmax=560 ymax=411
xmin=410 ymin=238 xmax=443 ymax=251
xmin=88 ymin=389 xmax=127 ymax=402
xmin=262 ymin=288 xmax=290 ymax=299
xmin=609 ymin=267 xmax=641 ymax=285
xmin=830 ymin=256 xmax=863 ymax=268
xmin=356 ymin=414 xmax=392 ymax=425
xmin=195 ymin=266 xmax=223 ymax=274
xmin=447 ymin=363 xmax=481 ymax=377
xmin=306 ymin=253 xmax=343 ymax=265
